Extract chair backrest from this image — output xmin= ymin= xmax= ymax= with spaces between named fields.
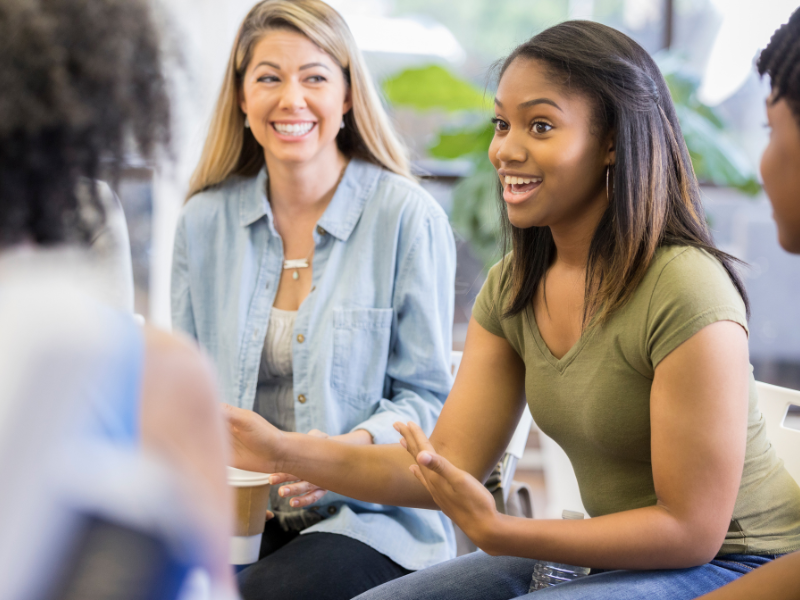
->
xmin=756 ymin=381 xmax=800 ymax=485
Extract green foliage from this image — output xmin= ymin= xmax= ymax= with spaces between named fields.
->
xmin=382 ymin=65 xmax=487 ymax=112
xmin=448 ymin=158 xmax=504 ymax=267
xmin=428 ymin=122 xmax=494 ymax=160
xmin=657 ymin=56 xmax=760 ymax=195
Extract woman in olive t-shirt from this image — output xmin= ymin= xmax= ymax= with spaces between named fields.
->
xmin=223 ymin=20 xmax=800 ymax=600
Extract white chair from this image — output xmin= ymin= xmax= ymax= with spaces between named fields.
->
xmin=755 ymin=381 xmax=800 ymax=484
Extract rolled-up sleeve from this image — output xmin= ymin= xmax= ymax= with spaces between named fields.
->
xmin=352 ymin=209 xmax=456 ymax=445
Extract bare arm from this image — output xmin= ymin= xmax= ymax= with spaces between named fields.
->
xmin=140 ymin=327 xmax=235 ymax=593
xmin=224 ymin=316 xmax=527 ymax=508
xmin=696 ymin=552 xmax=800 ymax=600
xmin=468 ymin=320 xmax=750 ymax=569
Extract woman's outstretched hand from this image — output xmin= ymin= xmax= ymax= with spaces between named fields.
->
xmin=394 ymin=421 xmax=500 ymax=552
xmin=270 ymin=428 xmax=374 ymax=508
xmin=222 ymin=404 xmax=285 ymax=474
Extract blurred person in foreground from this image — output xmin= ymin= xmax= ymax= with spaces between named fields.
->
xmin=174 ymin=1 xmax=456 ymax=598
xmin=698 ymin=8 xmax=800 ymax=600
xmin=0 ymin=0 xmax=237 ymax=598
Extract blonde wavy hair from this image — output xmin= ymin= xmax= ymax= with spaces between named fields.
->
xmin=187 ymin=0 xmax=411 ymax=199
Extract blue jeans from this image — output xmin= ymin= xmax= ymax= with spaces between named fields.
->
xmin=352 ymin=551 xmax=780 ymax=600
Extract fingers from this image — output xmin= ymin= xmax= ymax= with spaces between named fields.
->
xmin=221 ymin=403 xmax=249 ymax=430
xmin=416 ymin=450 xmax=459 ymax=483
xmin=393 ymin=421 xmax=422 ymax=459
xmin=394 ymin=421 xmax=460 ymax=492
xmin=394 ymin=421 xmax=437 ymax=466
xmin=265 ymin=510 xmax=275 ymax=521
xmin=406 ymin=421 xmax=436 ymax=454
xmin=289 ymin=488 xmax=328 ymax=508
xmin=278 ymin=480 xmax=320 ymax=499
xmin=269 ymin=473 xmax=300 ymax=485
xmin=306 ymin=429 xmax=329 ymax=439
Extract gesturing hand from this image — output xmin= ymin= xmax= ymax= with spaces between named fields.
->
xmin=222 ymin=404 xmax=285 ymax=474
xmin=394 ymin=420 xmax=500 ymax=551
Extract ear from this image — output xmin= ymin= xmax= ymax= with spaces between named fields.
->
xmin=605 ymin=131 xmax=616 ymax=166
xmin=342 ymin=85 xmax=353 ymax=119
xmin=239 ymin=87 xmax=248 ymax=118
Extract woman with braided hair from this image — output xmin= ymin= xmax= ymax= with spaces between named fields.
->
xmin=696 ymin=8 xmax=800 ymax=600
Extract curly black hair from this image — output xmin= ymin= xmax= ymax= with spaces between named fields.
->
xmin=0 ymin=0 xmax=170 ymax=247
xmin=758 ymin=7 xmax=800 ymax=122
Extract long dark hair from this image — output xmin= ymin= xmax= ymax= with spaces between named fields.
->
xmin=758 ymin=7 xmax=800 ymax=122
xmin=496 ymin=21 xmax=748 ymax=324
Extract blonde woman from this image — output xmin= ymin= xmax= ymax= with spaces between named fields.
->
xmin=171 ymin=1 xmax=456 ymax=598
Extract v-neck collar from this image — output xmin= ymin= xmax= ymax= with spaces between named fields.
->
xmin=526 ymin=307 xmax=596 ymax=374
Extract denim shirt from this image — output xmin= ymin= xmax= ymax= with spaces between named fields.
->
xmin=171 ymin=159 xmax=456 ymax=570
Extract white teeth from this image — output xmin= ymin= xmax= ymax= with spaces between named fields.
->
xmin=274 ymin=122 xmax=314 ymax=136
xmin=504 ymin=175 xmax=542 ymax=185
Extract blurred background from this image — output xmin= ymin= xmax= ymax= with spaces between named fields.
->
xmin=118 ymin=0 xmax=800 ymax=516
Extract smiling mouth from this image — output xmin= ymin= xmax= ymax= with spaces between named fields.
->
xmin=504 ymin=175 xmax=542 ymax=194
xmin=272 ymin=122 xmax=315 ymax=136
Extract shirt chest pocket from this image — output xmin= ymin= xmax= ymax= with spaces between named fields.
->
xmin=331 ymin=307 xmax=393 ymax=406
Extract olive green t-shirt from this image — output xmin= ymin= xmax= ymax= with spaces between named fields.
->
xmin=473 ymin=246 xmax=800 ymax=556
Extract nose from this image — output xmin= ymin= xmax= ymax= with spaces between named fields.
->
xmin=493 ymin=130 xmax=527 ymax=166
xmin=278 ymin=78 xmax=307 ymax=111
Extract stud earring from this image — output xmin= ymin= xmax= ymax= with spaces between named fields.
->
xmin=244 ymin=116 xmax=250 ymax=129
xmin=340 ymin=118 xmax=345 ymax=130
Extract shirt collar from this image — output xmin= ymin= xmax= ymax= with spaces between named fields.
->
xmin=238 ymin=167 xmax=270 ymax=228
xmin=238 ymin=159 xmax=382 ymax=242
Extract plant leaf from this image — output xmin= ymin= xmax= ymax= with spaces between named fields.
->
xmin=429 ymin=122 xmax=494 ymax=159
xmin=676 ymin=105 xmax=760 ymax=195
xmin=382 ymin=65 xmax=488 ymax=112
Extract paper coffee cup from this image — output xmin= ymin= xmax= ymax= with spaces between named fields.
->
xmin=227 ymin=466 xmax=271 ymax=566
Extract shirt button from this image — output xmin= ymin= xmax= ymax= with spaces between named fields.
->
xmin=327 ymin=506 xmax=337 ymax=515
xmin=297 ymin=334 xmax=305 ymax=343
xmin=297 ymin=394 xmax=306 ymax=404
xmin=316 ymin=226 xmax=326 ymax=235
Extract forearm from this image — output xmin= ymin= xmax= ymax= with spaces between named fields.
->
xmin=276 ymin=432 xmax=438 ymax=509
xmin=479 ymin=504 xmax=724 ymax=570
xmin=697 ymin=552 xmax=800 ymax=600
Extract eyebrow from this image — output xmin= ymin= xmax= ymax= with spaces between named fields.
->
xmin=253 ymin=61 xmax=331 ymax=72
xmin=494 ymin=97 xmax=563 ymax=112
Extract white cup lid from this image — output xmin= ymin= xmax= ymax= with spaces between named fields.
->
xmin=227 ymin=466 xmax=272 ymax=487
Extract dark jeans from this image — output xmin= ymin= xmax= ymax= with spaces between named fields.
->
xmin=237 ymin=519 xmax=412 ymax=600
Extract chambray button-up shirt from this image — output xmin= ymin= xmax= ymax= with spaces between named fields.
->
xmin=171 ymin=159 xmax=456 ymax=570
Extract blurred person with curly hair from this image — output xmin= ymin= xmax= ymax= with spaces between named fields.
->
xmin=0 ymin=1 xmax=237 ymax=598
